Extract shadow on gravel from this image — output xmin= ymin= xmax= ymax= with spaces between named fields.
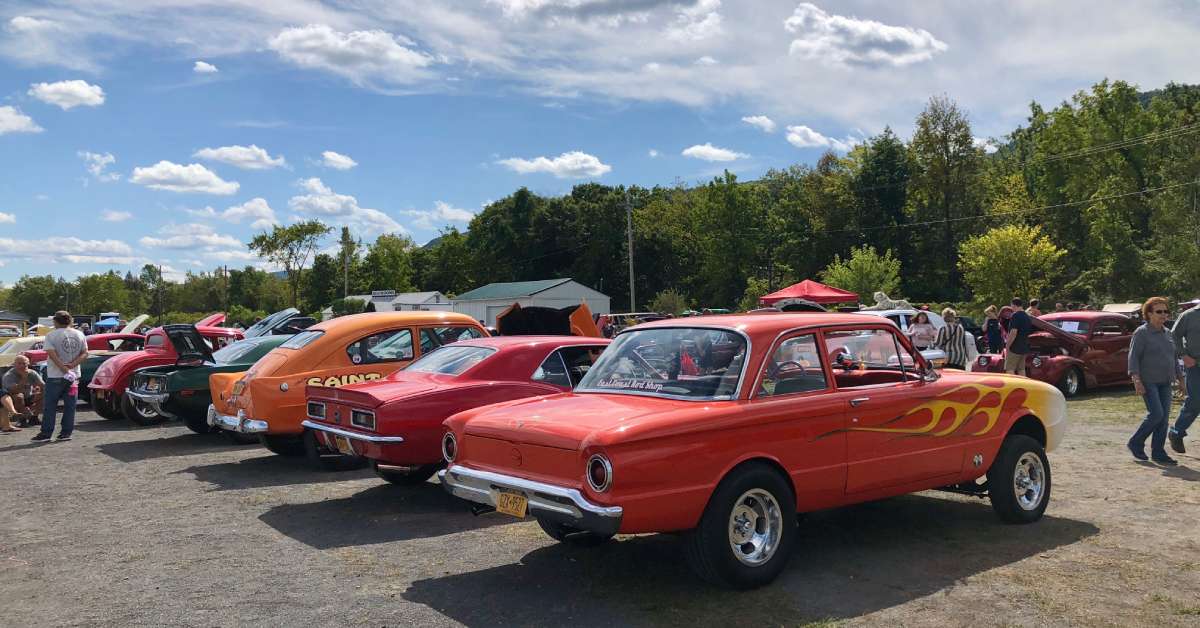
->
xmin=259 ymin=483 xmax=515 ymax=549
xmin=97 ymin=432 xmax=256 ymax=462
xmin=403 ymin=494 xmax=1100 ymax=627
xmin=0 ymin=440 xmax=53 ymax=453
xmin=176 ymin=454 xmax=374 ymax=491
xmin=1160 ymin=463 xmax=1200 ymax=482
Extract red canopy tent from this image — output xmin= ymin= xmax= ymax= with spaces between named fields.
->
xmin=759 ymin=279 xmax=859 ymax=305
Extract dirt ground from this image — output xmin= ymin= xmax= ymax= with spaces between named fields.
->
xmin=1 ymin=389 xmax=1198 ymax=627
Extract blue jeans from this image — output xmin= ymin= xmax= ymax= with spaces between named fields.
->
xmin=1171 ymin=365 xmax=1200 ymax=438
xmin=40 ymin=378 xmax=77 ymax=437
xmin=1130 ymin=382 xmax=1173 ymax=458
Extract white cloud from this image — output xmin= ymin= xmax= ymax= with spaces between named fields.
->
xmin=667 ymin=0 xmax=722 ymax=41
xmin=0 ymin=213 xmax=15 ymax=224
xmin=695 ymin=56 xmax=718 ymax=65
xmin=321 ymin=150 xmax=357 ymax=170
xmin=681 ymin=143 xmax=748 ymax=162
xmin=78 ymin=151 xmax=120 ymax=182
xmin=400 ymin=201 xmax=475 ymax=230
xmin=100 ymin=210 xmax=132 ymax=222
xmin=974 ymin=136 xmax=999 ymax=154
xmin=268 ymin=24 xmax=434 ymax=88
xmin=742 ymin=115 xmax=777 ymax=133
xmin=784 ymin=3 xmax=947 ymax=67
xmin=288 ymin=178 xmax=405 ymax=237
xmin=0 ymin=106 xmax=43 ymax=135
xmin=0 ymin=236 xmax=133 ymax=264
xmin=785 ymin=124 xmax=858 ymax=152
xmin=130 ymin=161 xmax=240 ymax=195
xmin=221 ymin=198 xmax=278 ymax=230
xmin=139 ymin=223 xmax=243 ymax=250
xmin=3 ymin=16 xmax=97 ymax=72
xmin=27 ymin=80 xmax=105 ymax=110
xmin=497 ymin=151 xmax=612 ymax=178
xmin=648 ymin=149 xmax=659 ymax=158
xmin=193 ymin=144 xmax=286 ymax=170
xmin=193 ymin=60 xmax=219 ymax=73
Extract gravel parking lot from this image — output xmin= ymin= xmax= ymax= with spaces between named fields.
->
xmin=2 ymin=390 xmax=1198 ymax=627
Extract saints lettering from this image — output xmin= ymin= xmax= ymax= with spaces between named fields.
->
xmin=307 ymin=373 xmax=383 ymax=387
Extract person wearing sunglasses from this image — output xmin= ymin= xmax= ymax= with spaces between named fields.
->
xmin=1127 ymin=296 xmax=1182 ymax=465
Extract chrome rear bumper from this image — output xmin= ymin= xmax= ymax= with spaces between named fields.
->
xmin=439 ymin=464 xmax=622 ymax=536
xmin=206 ymin=404 xmax=268 ymax=434
xmin=301 ymin=419 xmax=405 ymax=443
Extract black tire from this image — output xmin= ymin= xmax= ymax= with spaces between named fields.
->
xmin=94 ymin=395 xmax=123 ymax=420
xmin=184 ymin=411 xmax=215 ymax=435
xmin=987 ymin=434 xmax=1051 ymax=524
xmin=683 ymin=463 xmax=796 ymax=589
xmin=222 ymin=431 xmax=258 ymax=445
xmin=536 ymin=518 xmax=614 ymax=546
xmin=1057 ymin=367 xmax=1083 ymax=398
xmin=302 ymin=429 xmax=369 ymax=471
xmin=373 ymin=461 xmax=441 ymax=485
xmin=258 ymin=434 xmax=305 ymax=457
xmin=121 ymin=393 xmax=164 ymax=426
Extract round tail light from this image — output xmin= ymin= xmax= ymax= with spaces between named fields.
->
xmin=442 ymin=432 xmax=458 ymax=463
xmin=587 ymin=454 xmax=612 ymax=492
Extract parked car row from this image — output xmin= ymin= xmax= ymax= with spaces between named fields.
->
xmin=86 ymin=309 xmax=1069 ymax=590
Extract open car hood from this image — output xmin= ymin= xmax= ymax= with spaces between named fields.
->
xmin=120 ymin=315 xmax=149 ymax=334
xmin=1028 ymin=316 xmax=1089 ymax=349
xmin=194 ymin=313 xmax=226 ymax=327
xmin=163 ymin=324 xmax=214 ymax=363
xmin=496 ymin=302 xmax=601 ymax=337
xmin=242 ymin=308 xmax=316 ymax=338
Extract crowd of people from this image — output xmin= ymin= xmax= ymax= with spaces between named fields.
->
xmin=0 ymin=311 xmax=88 ymax=442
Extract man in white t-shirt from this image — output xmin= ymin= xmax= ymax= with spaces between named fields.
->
xmin=33 ymin=311 xmax=88 ymax=442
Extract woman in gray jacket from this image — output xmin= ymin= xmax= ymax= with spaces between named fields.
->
xmin=1127 ymin=296 xmax=1182 ymax=465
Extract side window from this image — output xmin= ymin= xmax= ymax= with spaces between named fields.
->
xmin=532 ymin=351 xmax=572 ymax=388
xmin=887 ymin=314 xmax=906 ymax=330
xmin=824 ymin=328 xmax=915 ymax=388
xmin=421 ymin=326 xmax=486 ymax=353
xmin=146 ymin=334 xmax=165 ymax=348
xmin=557 ymin=345 xmax=606 ymax=387
xmin=759 ymin=334 xmax=827 ymax=397
xmin=347 ymin=329 xmax=414 ymax=365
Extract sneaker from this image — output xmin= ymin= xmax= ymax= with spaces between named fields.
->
xmin=30 ymin=433 xmax=51 ymax=442
xmin=1169 ymin=432 xmax=1186 ymax=454
xmin=1152 ymin=455 xmax=1178 ymax=466
xmin=55 ymin=433 xmax=72 ymax=442
xmin=1127 ymin=442 xmax=1149 ymax=461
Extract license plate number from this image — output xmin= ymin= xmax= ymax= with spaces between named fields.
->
xmin=334 ymin=435 xmax=355 ymax=456
xmin=495 ymin=491 xmax=528 ymax=518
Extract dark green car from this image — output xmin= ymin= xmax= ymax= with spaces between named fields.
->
xmin=127 ymin=330 xmax=290 ymax=434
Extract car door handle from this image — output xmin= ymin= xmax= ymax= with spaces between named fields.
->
xmin=850 ymin=397 xmax=870 ymax=407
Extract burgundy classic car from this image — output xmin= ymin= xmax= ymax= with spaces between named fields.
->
xmin=441 ymin=314 xmax=1067 ymax=589
xmin=974 ymin=311 xmax=1134 ymax=396
xmin=302 ymin=336 xmax=610 ymax=482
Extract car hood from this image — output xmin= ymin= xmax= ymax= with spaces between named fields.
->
xmin=121 ymin=315 xmax=149 ymax=334
xmin=164 ymin=324 xmax=214 ymax=363
xmin=1028 ymin=316 xmax=1089 ymax=349
xmin=308 ymin=373 xmax=444 ymax=409
xmin=460 ymin=392 xmax=693 ymax=450
xmin=90 ymin=349 xmax=169 ymax=389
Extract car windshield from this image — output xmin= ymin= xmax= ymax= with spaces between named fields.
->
xmin=406 ymin=345 xmax=496 ymax=376
xmin=1048 ymin=319 xmax=1090 ymax=334
xmin=280 ymin=330 xmax=323 ymax=350
xmin=576 ymin=327 xmax=747 ymax=400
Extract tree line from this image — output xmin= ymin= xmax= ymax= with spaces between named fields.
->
xmin=2 ymin=78 xmax=1198 ymax=323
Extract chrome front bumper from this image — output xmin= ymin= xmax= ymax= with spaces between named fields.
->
xmin=439 ymin=464 xmax=623 ymax=536
xmin=126 ymin=390 xmax=173 ymax=419
xmin=301 ymin=419 xmax=406 ymax=443
xmin=206 ymin=404 xmax=269 ymax=434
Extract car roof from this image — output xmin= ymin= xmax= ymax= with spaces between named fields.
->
xmin=306 ymin=311 xmax=484 ymax=342
xmin=1040 ymin=311 xmax=1128 ymax=321
xmin=454 ymin=335 xmax=610 ymax=350
xmin=633 ymin=312 xmax=895 ymax=337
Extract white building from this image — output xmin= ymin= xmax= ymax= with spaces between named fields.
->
xmin=321 ymin=290 xmax=454 ymax=320
xmin=452 ymin=278 xmax=610 ymax=326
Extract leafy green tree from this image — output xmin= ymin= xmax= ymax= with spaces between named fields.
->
xmin=737 ymin=278 xmax=771 ymax=312
xmin=363 ymin=233 xmax=417 ymax=292
xmin=412 ymin=227 xmax=474 ymax=296
xmin=9 ymin=275 xmax=67 ymax=318
xmin=76 ymin=272 xmax=131 ymax=316
xmin=959 ymin=225 xmax=1065 ymax=307
xmin=819 ymin=245 xmax=901 ymax=301
xmin=853 ymin=128 xmax=912 ymax=269
xmin=330 ymin=297 xmax=368 ymax=317
xmin=248 ymin=220 xmax=331 ymax=307
xmin=302 ymin=253 xmax=341 ymax=312
xmin=648 ymin=288 xmax=690 ymax=315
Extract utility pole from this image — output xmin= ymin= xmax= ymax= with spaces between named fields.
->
xmin=343 ymin=247 xmax=349 ymax=299
xmin=625 ymin=190 xmax=635 ymax=312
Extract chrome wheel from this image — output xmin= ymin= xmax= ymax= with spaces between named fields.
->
xmin=132 ymin=399 xmax=157 ymax=419
xmin=727 ymin=489 xmax=783 ymax=566
xmin=1063 ymin=369 xmax=1080 ymax=396
xmin=1013 ymin=452 xmax=1046 ymax=511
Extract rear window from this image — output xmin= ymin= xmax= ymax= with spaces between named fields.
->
xmin=281 ymin=330 xmax=324 ymax=350
xmin=213 ymin=338 xmax=267 ymax=364
xmin=407 ymin=346 xmax=496 ymax=376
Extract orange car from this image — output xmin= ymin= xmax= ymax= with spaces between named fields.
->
xmin=208 ymin=311 xmax=487 ymax=455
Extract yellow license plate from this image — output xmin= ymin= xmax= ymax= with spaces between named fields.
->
xmin=334 ymin=435 xmax=355 ymax=456
xmin=232 ymin=381 xmax=245 ymax=395
xmin=495 ymin=492 xmax=528 ymax=518
xmin=146 ymin=380 xmax=160 ymax=391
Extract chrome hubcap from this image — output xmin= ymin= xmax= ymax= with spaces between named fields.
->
xmin=133 ymin=399 xmax=156 ymax=418
xmin=1066 ymin=371 xmax=1079 ymax=395
xmin=727 ymin=489 xmax=782 ymax=566
xmin=1013 ymin=452 xmax=1046 ymax=510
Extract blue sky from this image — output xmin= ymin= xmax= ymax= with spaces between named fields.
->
xmin=1 ymin=1 xmax=1197 ymax=284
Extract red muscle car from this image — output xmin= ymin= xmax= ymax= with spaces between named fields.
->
xmin=302 ymin=336 xmax=610 ymax=480
xmin=440 ymin=313 xmax=1068 ymax=589
xmin=89 ymin=314 xmax=243 ymax=424
xmin=974 ymin=311 xmax=1134 ymax=397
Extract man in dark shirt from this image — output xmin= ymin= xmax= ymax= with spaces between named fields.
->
xmin=1170 ymin=303 xmax=1200 ymax=453
xmin=1005 ymin=297 xmax=1033 ymax=376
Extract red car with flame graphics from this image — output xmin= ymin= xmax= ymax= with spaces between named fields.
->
xmin=302 ymin=336 xmax=609 ymax=482
xmin=974 ymin=311 xmax=1134 ymax=397
xmin=440 ymin=313 xmax=1068 ymax=589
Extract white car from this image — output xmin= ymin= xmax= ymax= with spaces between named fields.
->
xmin=859 ymin=309 xmax=978 ymax=370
